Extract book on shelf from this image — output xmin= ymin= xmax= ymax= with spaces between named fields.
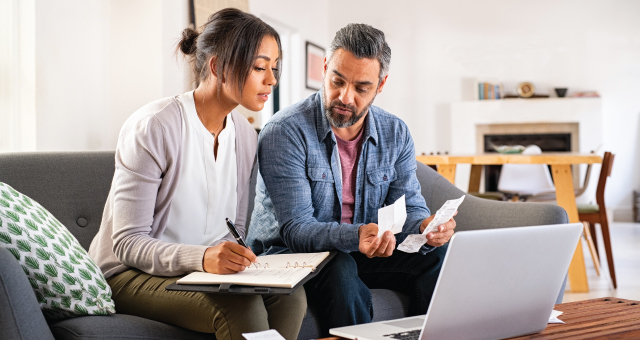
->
xmin=477 ymin=82 xmax=503 ymax=100
xmin=177 ymin=251 xmax=332 ymax=289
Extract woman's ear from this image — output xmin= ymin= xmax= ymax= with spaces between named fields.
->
xmin=208 ymin=56 xmax=221 ymax=82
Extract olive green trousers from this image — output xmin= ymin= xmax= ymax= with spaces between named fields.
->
xmin=107 ymin=269 xmax=307 ymax=340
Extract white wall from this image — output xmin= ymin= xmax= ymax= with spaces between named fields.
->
xmin=23 ymin=0 xmax=640 ymax=219
xmin=249 ymin=0 xmax=329 ymax=105
xmin=34 ymin=0 xmax=189 ymax=151
xmin=325 ymin=0 xmax=640 ymax=220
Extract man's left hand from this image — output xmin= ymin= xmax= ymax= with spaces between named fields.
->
xmin=420 ymin=212 xmax=457 ymax=247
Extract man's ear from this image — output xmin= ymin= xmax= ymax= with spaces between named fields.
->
xmin=377 ymin=74 xmax=389 ymax=94
xmin=323 ymin=56 xmax=328 ymax=77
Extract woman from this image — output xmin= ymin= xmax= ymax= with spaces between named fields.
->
xmin=88 ymin=8 xmax=306 ymax=340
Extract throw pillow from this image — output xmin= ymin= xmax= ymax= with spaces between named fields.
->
xmin=0 ymin=182 xmax=115 ymax=320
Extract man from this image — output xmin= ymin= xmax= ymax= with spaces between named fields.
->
xmin=247 ymin=23 xmax=456 ymax=335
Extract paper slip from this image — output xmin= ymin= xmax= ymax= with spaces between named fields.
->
xmin=421 ymin=195 xmax=465 ymax=235
xmin=549 ymin=310 xmax=565 ymax=324
xmin=242 ymin=329 xmax=286 ymax=340
xmin=397 ymin=195 xmax=465 ymax=253
xmin=397 ymin=234 xmax=429 ymax=253
xmin=377 ymin=195 xmax=407 ymax=237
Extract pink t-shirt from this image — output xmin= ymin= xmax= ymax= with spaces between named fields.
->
xmin=335 ymin=127 xmax=365 ymax=224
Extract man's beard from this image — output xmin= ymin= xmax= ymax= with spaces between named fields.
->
xmin=322 ymin=84 xmax=376 ymax=128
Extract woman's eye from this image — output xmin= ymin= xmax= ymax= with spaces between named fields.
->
xmin=254 ymin=67 xmax=266 ymax=71
xmin=272 ymin=68 xmax=279 ymax=72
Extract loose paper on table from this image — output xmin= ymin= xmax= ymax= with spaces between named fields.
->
xmin=242 ymin=329 xmax=285 ymax=340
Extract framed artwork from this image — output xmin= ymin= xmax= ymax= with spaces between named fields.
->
xmin=305 ymin=42 xmax=325 ymax=91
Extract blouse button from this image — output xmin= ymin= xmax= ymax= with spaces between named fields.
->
xmin=383 ymin=175 xmax=388 ymax=181
xmin=322 ymin=173 xmax=326 ymax=179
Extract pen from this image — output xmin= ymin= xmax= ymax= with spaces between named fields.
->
xmin=225 ymin=218 xmax=249 ymax=248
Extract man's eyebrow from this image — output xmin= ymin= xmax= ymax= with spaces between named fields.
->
xmin=332 ymin=70 xmax=374 ymax=86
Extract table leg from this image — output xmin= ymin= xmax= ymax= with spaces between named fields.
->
xmin=437 ymin=165 xmax=456 ymax=184
xmin=468 ymin=165 xmax=482 ymax=192
xmin=552 ymin=164 xmax=589 ymax=293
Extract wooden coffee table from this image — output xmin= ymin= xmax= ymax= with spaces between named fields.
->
xmin=321 ymin=297 xmax=640 ymax=340
xmin=510 ymin=297 xmax=640 ymax=339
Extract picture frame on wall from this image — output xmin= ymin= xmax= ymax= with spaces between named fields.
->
xmin=305 ymin=42 xmax=325 ymax=91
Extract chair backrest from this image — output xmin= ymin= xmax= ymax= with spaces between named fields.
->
xmin=497 ymin=145 xmax=556 ymax=196
xmin=595 ymin=152 xmax=614 ymax=207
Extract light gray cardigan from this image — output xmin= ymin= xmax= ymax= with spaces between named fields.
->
xmin=88 ymin=96 xmax=257 ymax=279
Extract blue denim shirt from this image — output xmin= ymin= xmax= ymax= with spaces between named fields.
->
xmin=247 ymin=92 xmax=432 ymax=255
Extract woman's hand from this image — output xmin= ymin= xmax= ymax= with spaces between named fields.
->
xmin=203 ymin=242 xmax=258 ymax=274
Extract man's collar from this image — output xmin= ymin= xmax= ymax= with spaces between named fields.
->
xmin=315 ymin=91 xmax=379 ymax=146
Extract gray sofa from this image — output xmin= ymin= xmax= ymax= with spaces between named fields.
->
xmin=0 ymin=152 xmax=568 ymax=340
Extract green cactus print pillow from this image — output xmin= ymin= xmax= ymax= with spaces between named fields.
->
xmin=0 ymin=182 xmax=115 ymax=320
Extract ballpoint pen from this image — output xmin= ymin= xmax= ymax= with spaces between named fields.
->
xmin=225 ymin=218 xmax=249 ymax=248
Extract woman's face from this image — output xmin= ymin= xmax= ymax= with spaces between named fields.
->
xmin=227 ymin=35 xmax=279 ymax=112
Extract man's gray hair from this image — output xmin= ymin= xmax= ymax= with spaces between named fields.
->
xmin=327 ymin=23 xmax=391 ymax=81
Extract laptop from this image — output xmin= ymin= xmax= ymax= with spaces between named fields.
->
xmin=330 ymin=223 xmax=583 ymax=340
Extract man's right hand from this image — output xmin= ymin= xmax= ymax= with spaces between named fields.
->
xmin=202 ymin=242 xmax=257 ymax=274
xmin=358 ymin=223 xmax=396 ymax=258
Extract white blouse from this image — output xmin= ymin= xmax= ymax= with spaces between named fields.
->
xmin=160 ymin=91 xmax=238 ymax=246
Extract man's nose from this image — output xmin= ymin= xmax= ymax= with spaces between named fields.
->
xmin=339 ymin=86 xmax=355 ymax=106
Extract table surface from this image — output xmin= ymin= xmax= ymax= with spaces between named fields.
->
xmin=510 ymin=297 xmax=640 ymax=339
xmin=416 ymin=152 xmax=602 ymax=165
xmin=321 ymin=297 xmax=640 ymax=340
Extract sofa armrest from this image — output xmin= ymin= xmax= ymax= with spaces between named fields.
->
xmin=416 ymin=162 xmax=569 ymax=231
xmin=0 ymin=247 xmax=55 ymax=340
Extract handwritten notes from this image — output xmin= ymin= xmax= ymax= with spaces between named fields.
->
xmin=397 ymin=195 xmax=465 ymax=253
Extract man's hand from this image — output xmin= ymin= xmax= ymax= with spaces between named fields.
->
xmin=358 ymin=223 xmax=396 ymax=258
xmin=203 ymin=242 xmax=257 ymax=274
xmin=420 ymin=212 xmax=457 ymax=247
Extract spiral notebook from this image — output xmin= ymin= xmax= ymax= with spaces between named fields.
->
xmin=173 ymin=252 xmax=332 ymax=292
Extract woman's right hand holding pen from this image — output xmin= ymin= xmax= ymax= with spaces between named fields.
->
xmin=203 ymin=242 xmax=257 ymax=274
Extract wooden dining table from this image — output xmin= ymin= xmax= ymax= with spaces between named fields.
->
xmin=417 ymin=152 xmax=603 ymax=293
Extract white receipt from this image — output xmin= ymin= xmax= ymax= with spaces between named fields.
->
xmin=377 ymin=195 xmax=407 ymax=237
xmin=549 ymin=310 xmax=565 ymax=324
xmin=242 ymin=329 xmax=286 ymax=340
xmin=421 ymin=195 xmax=465 ymax=235
xmin=397 ymin=195 xmax=465 ymax=253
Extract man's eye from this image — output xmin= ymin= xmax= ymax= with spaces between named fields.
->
xmin=332 ymin=80 xmax=343 ymax=86
xmin=357 ymin=87 xmax=367 ymax=93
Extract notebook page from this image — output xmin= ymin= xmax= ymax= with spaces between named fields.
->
xmin=254 ymin=251 xmax=330 ymax=270
xmin=177 ymin=267 xmax=313 ymax=288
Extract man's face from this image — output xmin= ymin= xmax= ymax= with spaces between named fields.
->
xmin=322 ymin=49 xmax=387 ymax=129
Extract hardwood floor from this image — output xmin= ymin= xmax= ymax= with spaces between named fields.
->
xmin=563 ymin=222 xmax=640 ymax=302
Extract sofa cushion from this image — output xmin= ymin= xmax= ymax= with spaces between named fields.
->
xmin=0 ymin=182 xmax=115 ymax=320
xmin=49 ymin=314 xmax=211 ymax=340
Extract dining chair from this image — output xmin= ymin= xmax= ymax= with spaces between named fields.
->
xmin=497 ymin=145 xmax=556 ymax=200
xmin=578 ymin=151 xmax=616 ymax=288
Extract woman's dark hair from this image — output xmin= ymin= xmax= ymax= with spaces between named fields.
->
xmin=178 ymin=8 xmax=282 ymax=94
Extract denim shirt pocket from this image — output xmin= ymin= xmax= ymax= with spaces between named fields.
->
xmin=366 ymin=168 xmax=397 ymax=208
xmin=307 ymin=166 xmax=335 ymax=209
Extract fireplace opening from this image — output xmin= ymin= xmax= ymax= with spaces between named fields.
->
xmin=483 ymin=133 xmax=572 ymax=192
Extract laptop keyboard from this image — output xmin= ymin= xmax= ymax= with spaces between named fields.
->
xmin=383 ymin=330 xmax=420 ymax=340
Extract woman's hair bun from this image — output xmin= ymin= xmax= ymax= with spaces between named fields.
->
xmin=179 ymin=27 xmax=199 ymax=55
